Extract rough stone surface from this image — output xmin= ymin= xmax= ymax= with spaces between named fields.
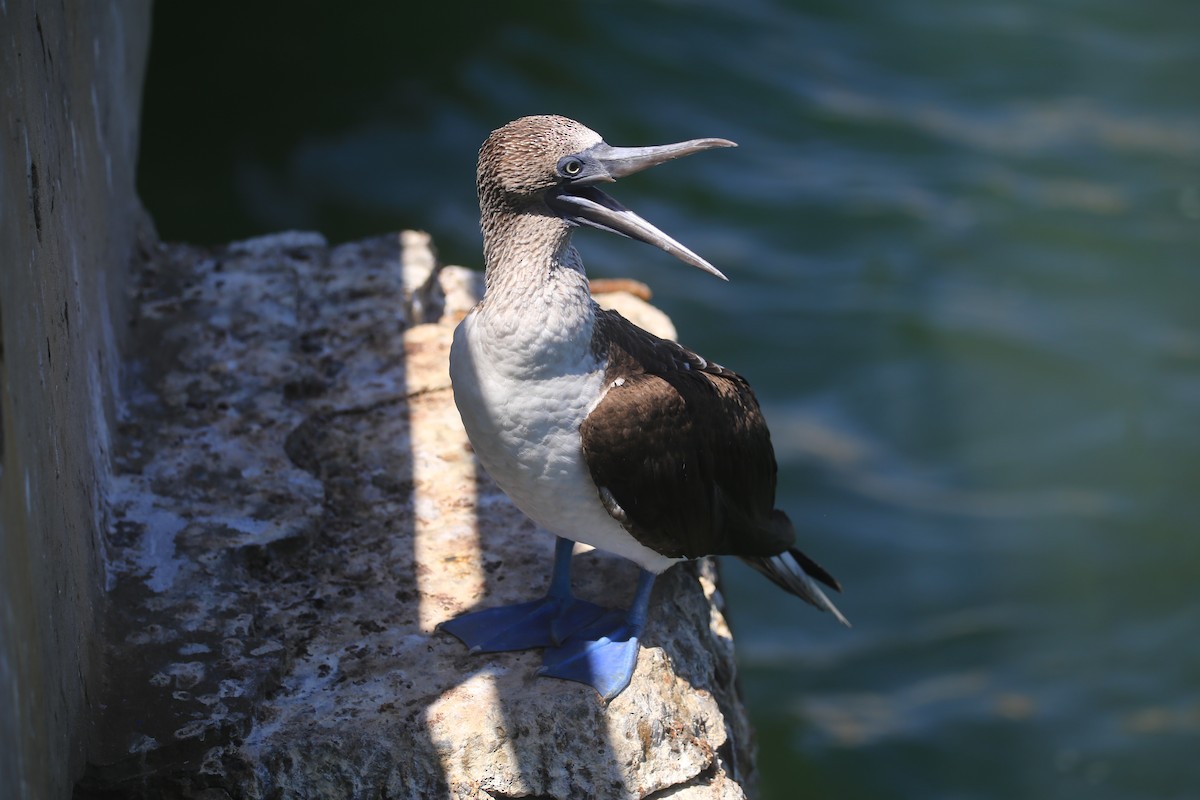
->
xmin=0 ymin=2 xmax=152 ymax=797
xmin=80 ymin=232 xmax=755 ymax=799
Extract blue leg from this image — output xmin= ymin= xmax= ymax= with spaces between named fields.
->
xmin=538 ymin=569 xmax=657 ymax=701
xmin=439 ymin=538 xmax=609 ymax=652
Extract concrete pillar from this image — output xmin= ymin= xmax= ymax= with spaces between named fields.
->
xmin=0 ymin=2 xmax=152 ymax=797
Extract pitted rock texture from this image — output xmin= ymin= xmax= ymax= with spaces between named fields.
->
xmin=80 ymin=231 xmax=754 ymax=799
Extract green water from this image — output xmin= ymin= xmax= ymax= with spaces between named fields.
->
xmin=140 ymin=2 xmax=1200 ymax=797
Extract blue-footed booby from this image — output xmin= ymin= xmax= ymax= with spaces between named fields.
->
xmin=442 ymin=115 xmax=848 ymax=700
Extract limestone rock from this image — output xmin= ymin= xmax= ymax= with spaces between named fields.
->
xmin=79 ymin=232 xmax=755 ymax=798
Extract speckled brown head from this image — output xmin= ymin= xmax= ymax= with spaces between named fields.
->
xmin=478 ymin=115 xmax=603 ymax=205
xmin=477 ymin=115 xmax=736 ymax=279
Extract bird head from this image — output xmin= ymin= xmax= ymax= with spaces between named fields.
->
xmin=478 ymin=115 xmax=735 ymax=279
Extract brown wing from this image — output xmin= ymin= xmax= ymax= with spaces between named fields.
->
xmin=580 ymin=310 xmax=793 ymax=559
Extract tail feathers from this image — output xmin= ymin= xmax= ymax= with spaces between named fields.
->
xmin=742 ymin=548 xmax=851 ymax=627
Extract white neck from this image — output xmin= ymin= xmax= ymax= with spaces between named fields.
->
xmin=476 ymin=211 xmax=598 ymax=375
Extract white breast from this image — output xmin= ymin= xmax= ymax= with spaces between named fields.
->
xmin=449 ymin=308 xmax=680 ymax=574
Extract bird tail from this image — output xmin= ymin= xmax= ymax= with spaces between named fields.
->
xmin=741 ymin=547 xmax=850 ymax=627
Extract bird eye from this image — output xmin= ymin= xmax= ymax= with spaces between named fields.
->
xmin=558 ymin=157 xmax=584 ymax=178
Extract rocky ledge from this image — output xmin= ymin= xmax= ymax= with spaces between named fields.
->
xmin=78 ymin=231 xmax=755 ymax=799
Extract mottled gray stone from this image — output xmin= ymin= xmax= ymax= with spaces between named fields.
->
xmin=81 ymin=232 xmax=755 ymax=799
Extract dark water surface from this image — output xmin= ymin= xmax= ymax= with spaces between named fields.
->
xmin=141 ymin=2 xmax=1200 ymax=797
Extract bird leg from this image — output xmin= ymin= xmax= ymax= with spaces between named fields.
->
xmin=439 ymin=537 xmax=610 ymax=653
xmin=538 ymin=568 xmax=657 ymax=701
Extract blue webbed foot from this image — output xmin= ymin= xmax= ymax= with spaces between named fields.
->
xmin=439 ymin=595 xmax=610 ymax=653
xmin=440 ymin=541 xmax=659 ymax=702
xmin=538 ymin=569 xmax=658 ymax=701
xmin=538 ymin=609 xmax=644 ymax=701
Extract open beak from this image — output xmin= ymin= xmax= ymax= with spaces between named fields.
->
xmin=545 ymin=138 xmax=736 ymax=280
